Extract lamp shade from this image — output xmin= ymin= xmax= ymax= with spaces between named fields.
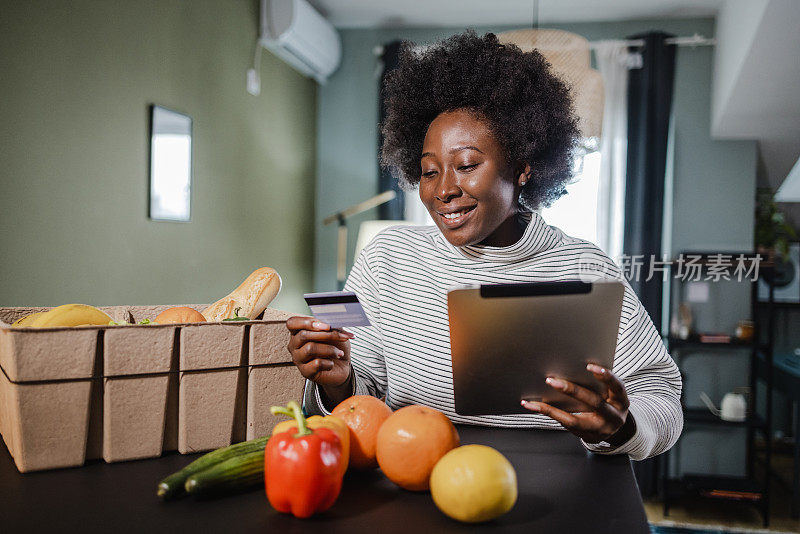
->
xmin=498 ymin=29 xmax=604 ymax=140
xmin=354 ymin=220 xmax=416 ymax=262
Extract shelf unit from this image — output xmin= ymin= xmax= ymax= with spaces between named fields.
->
xmin=755 ymin=302 xmax=800 ymax=518
xmin=660 ymin=252 xmax=775 ymax=527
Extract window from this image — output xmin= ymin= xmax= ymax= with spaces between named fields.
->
xmin=540 ymin=151 xmax=602 ymax=245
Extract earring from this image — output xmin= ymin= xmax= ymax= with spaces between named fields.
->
xmin=520 ymin=180 xmax=527 ymax=186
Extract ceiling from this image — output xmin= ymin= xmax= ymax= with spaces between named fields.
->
xmin=308 ymin=0 xmax=723 ymax=29
xmin=711 ymin=0 xmax=800 ymax=207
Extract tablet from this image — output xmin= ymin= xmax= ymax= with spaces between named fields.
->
xmin=448 ymin=280 xmax=624 ymax=415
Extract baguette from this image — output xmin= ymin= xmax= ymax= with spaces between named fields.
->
xmin=202 ymin=267 xmax=282 ymax=321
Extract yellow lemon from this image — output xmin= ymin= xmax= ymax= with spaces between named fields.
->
xmin=430 ymin=444 xmax=517 ymax=523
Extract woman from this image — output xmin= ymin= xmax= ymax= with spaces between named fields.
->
xmin=287 ymin=31 xmax=682 ymax=460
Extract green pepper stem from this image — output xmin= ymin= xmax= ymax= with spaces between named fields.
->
xmin=270 ymin=401 xmax=312 ymax=438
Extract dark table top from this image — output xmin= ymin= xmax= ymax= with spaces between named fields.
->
xmin=0 ymin=425 xmax=648 ymax=533
xmin=758 ymin=351 xmax=800 ymax=401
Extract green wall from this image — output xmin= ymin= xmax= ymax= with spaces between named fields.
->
xmin=0 ymin=0 xmax=317 ymax=314
xmin=313 ymin=19 xmax=758 ymax=293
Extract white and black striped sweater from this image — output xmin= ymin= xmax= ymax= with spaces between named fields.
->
xmin=303 ymin=211 xmax=682 ymax=460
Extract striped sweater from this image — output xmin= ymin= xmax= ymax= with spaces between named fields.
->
xmin=303 ymin=211 xmax=683 ymax=460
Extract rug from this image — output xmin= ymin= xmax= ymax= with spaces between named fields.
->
xmin=650 ymin=521 xmax=797 ymax=534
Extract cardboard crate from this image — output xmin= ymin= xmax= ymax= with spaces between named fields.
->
xmin=0 ymin=305 xmax=303 ymax=472
xmin=0 ymin=306 xmax=127 ymax=472
xmin=102 ymin=311 xmax=179 ymax=463
xmin=247 ymin=317 xmax=300 ymax=440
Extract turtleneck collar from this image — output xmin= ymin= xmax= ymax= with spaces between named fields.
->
xmin=434 ymin=211 xmax=560 ymax=263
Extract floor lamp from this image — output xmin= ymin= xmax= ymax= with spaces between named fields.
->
xmin=323 ymin=190 xmax=397 ymax=289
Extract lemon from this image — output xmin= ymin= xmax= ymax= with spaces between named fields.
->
xmin=429 ymin=444 xmax=517 ymax=523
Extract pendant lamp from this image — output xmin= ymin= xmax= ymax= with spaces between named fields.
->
xmin=498 ymin=29 xmax=604 ymax=143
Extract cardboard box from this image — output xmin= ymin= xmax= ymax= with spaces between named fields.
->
xmin=0 ymin=305 xmax=303 ymax=472
xmin=0 ymin=306 xmax=125 ymax=472
xmin=102 ymin=317 xmax=177 ymax=462
xmin=178 ymin=322 xmax=247 ymax=453
xmin=247 ymin=316 xmax=299 ymax=439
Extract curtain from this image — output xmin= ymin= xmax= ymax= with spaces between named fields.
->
xmin=378 ymin=41 xmax=405 ymax=221
xmin=623 ymin=31 xmax=677 ymax=498
xmin=624 ymin=31 xmax=675 ymax=326
xmin=593 ymin=41 xmax=632 ymax=262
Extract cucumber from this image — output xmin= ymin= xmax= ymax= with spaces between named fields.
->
xmin=157 ymin=436 xmax=268 ymax=500
xmin=184 ymin=449 xmax=265 ymax=498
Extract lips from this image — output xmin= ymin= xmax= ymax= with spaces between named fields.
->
xmin=437 ymin=205 xmax=476 ymax=229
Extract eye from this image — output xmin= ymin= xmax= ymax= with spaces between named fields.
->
xmin=422 ymin=170 xmax=438 ymax=178
xmin=458 ymin=163 xmax=479 ymax=172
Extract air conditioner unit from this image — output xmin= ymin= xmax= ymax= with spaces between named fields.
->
xmin=260 ymin=0 xmax=342 ymax=84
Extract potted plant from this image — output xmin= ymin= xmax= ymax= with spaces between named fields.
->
xmin=756 ymin=187 xmax=798 ymax=285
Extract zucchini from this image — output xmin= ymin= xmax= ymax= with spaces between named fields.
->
xmin=157 ymin=436 xmax=268 ymax=500
xmin=184 ymin=450 xmax=265 ymax=498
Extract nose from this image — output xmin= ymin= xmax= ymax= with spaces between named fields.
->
xmin=435 ymin=167 xmax=461 ymax=203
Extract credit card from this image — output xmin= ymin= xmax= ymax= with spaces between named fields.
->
xmin=303 ymin=291 xmax=371 ymax=328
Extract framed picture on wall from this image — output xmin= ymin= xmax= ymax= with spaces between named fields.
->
xmin=148 ymin=105 xmax=192 ymax=222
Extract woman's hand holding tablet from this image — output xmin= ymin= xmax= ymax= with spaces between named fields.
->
xmin=522 ymin=364 xmax=636 ymax=446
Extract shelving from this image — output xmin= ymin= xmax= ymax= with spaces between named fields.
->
xmin=755 ymin=301 xmax=800 ymax=310
xmin=667 ymin=335 xmax=752 ymax=350
xmin=682 ymin=407 xmax=766 ymax=431
xmin=664 ymin=475 xmax=763 ymax=504
xmin=660 ymin=251 xmax=774 ymax=527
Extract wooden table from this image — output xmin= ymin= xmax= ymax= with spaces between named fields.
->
xmin=0 ymin=425 xmax=649 ymax=533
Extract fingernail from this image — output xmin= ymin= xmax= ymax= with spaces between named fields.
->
xmin=587 ymin=364 xmax=604 ymax=374
xmin=312 ymin=321 xmax=329 ymax=330
xmin=521 ymin=400 xmax=541 ymax=412
xmin=546 ymin=377 xmax=565 ymax=389
xmin=335 ymin=349 xmax=345 ymax=359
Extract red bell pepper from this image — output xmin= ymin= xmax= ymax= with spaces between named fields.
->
xmin=265 ymin=401 xmax=344 ymax=518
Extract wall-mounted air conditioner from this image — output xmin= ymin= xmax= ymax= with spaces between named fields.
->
xmin=259 ymin=0 xmax=342 ymax=84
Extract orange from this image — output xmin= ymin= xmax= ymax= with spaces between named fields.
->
xmin=375 ymin=405 xmax=460 ymax=491
xmin=331 ymin=395 xmax=393 ymax=470
xmin=154 ymin=306 xmax=206 ymax=324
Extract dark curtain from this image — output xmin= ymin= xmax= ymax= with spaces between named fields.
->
xmin=377 ymin=40 xmax=405 ymax=220
xmin=623 ymin=32 xmax=676 ymax=498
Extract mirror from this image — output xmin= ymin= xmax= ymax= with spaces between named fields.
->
xmin=149 ymin=105 xmax=192 ymax=221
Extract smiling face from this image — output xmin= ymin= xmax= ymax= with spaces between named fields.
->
xmin=419 ymin=109 xmax=528 ymax=247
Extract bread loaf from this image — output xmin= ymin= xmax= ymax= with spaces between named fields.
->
xmin=202 ymin=267 xmax=282 ymax=321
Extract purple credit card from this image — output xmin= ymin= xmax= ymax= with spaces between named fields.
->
xmin=303 ymin=291 xmax=371 ymax=329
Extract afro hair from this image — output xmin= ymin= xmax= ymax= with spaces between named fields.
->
xmin=380 ymin=30 xmax=580 ymax=211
